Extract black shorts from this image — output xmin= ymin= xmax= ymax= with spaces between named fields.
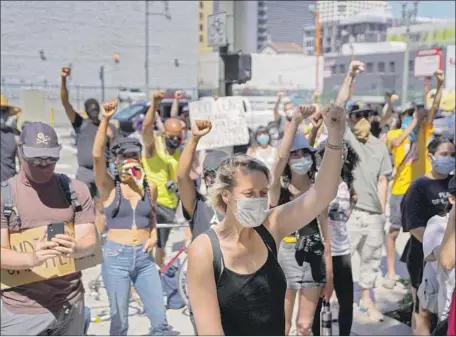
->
xmin=156 ymin=204 xmax=176 ymax=249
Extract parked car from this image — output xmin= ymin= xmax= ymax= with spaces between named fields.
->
xmin=112 ymin=98 xmax=189 ymax=137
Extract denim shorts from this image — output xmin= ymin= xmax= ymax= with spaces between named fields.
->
xmin=278 ymin=241 xmax=326 ymax=289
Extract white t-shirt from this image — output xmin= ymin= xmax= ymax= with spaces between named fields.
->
xmin=250 ymin=146 xmax=278 ymax=174
xmin=327 ymin=181 xmax=352 ymax=256
xmin=423 ymin=214 xmax=455 ymax=320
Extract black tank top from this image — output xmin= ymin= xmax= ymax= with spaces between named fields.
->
xmin=206 ymin=225 xmax=286 ymax=336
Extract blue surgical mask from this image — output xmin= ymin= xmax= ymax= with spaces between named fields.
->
xmin=289 ymin=157 xmax=313 ymax=175
xmin=401 ymin=116 xmax=419 ymax=142
xmin=256 ymin=135 xmax=270 ymax=145
xmin=431 ymin=155 xmax=455 ymax=175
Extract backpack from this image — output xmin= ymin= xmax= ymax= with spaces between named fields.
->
xmin=1 ymin=174 xmax=83 ymax=229
xmin=160 ymin=260 xmax=185 ymax=310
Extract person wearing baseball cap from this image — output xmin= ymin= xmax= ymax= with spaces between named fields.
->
xmin=1 ymin=121 xmax=97 ymax=336
xmin=1 ymin=94 xmax=22 ymax=182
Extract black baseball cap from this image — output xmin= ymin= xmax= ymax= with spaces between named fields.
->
xmin=19 ymin=122 xmax=61 ymax=158
xmin=203 ymin=150 xmax=229 ymax=173
xmin=111 ymin=137 xmax=142 ymax=156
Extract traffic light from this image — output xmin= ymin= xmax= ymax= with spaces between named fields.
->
xmin=223 ymin=53 xmax=252 ymax=84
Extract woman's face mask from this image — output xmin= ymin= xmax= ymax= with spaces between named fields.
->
xmin=256 ymin=134 xmax=270 ymax=145
xmin=232 ymin=196 xmax=269 ymax=228
xmin=289 ymin=157 xmax=313 ymax=175
xmin=118 ymin=158 xmax=145 ymax=189
xmin=430 ymin=155 xmax=456 ymax=175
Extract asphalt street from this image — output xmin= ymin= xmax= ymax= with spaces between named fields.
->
xmin=53 ymin=129 xmax=412 ymax=335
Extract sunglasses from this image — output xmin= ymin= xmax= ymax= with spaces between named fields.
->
xmin=350 ymin=110 xmax=372 ymax=119
xmin=23 ymin=156 xmax=59 ymax=166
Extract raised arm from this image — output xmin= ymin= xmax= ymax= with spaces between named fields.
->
xmin=60 ymin=67 xmax=79 ymax=124
xmin=379 ymin=93 xmax=398 ymax=129
xmin=428 ymin=70 xmax=445 ymax=123
xmin=390 ymin=108 xmax=427 ymax=148
xmin=177 ymin=120 xmax=212 ymax=218
xmin=93 ymin=101 xmax=117 ymax=202
xmin=142 ymin=91 xmax=164 ymax=157
xmin=273 ymin=91 xmax=284 ymax=122
xmin=171 ymin=90 xmax=184 ymax=118
xmin=268 ymin=104 xmax=345 ymax=239
xmin=269 ymin=105 xmax=315 ymax=207
xmin=335 ymin=61 xmax=364 ymax=107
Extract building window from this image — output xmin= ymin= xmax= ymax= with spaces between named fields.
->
xmin=199 ymin=1 xmax=204 ymax=9
xmin=389 ymin=61 xmax=395 ymax=73
xmin=199 ymin=12 xmax=203 ymax=20
xmin=339 ymin=64 xmax=345 ymax=74
xmin=199 ymin=24 xmax=203 ymax=32
xmin=331 ymin=65 xmax=336 ymax=75
xmin=199 ymin=35 xmax=203 ymax=43
xmin=366 ymin=62 xmax=373 ymax=73
xmin=409 ymin=60 xmax=414 ymax=72
xmin=378 ymin=61 xmax=385 ymax=73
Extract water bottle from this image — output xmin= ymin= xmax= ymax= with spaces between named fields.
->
xmin=320 ymin=299 xmax=333 ymax=336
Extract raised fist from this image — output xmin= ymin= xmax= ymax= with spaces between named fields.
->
xmin=322 ymin=104 xmax=346 ymax=140
xmin=192 ymin=120 xmax=212 ymax=138
xmin=277 ymin=91 xmax=285 ymax=99
xmin=174 ymin=90 xmax=184 ymax=99
xmin=101 ymin=100 xmax=118 ymax=119
xmin=61 ymin=67 xmax=71 ymax=79
xmin=153 ymin=91 xmax=165 ymax=103
xmin=293 ymin=105 xmax=316 ymax=123
xmin=348 ymin=60 xmax=365 ymax=77
xmin=434 ymin=70 xmax=444 ymax=84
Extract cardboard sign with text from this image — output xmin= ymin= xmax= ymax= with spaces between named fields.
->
xmin=189 ymin=96 xmax=250 ymax=150
xmin=1 ymin=223 xmax=103 ymax=290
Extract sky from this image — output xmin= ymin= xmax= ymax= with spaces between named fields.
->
xmin=389 ymin=1 xmax=456 ymax=20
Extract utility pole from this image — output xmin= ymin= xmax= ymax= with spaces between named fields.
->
xmin=99 ymin=65 xmax=105 ymax=103
xmin=401 ymin=0 xmax=419 ymax=106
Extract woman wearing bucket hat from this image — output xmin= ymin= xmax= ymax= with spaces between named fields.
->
xmin=1 ymin=94 xmax=22 ymax=182
xmin=269 ymin=105 xmax=334 ymax=336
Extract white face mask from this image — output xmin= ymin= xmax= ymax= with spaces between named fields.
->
xmin=289 ymin=157 xmax=313 ymax=175
xmin=233 ymin=196 xmax=269 ymax=228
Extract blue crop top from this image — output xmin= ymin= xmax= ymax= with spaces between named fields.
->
xmin=103 ymin=189 xmax=155 ymax=230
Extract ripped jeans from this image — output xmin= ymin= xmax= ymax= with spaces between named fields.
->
xmin=103 ymin=240 xmax=168 ymax=336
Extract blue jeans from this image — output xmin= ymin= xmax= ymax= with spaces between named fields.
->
xmin=103 ymin=240 xmax=168 ymax=336
xmin=84 ymin=307 xmax=91 ymax=335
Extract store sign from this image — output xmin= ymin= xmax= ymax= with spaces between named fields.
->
xmin=414 ymin=48 xmax=443 ymax=77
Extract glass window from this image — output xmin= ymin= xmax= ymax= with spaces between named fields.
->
xmin=199 ymin=12 xmax=203 ymax=20
xmin=389 ymin=61 xmax=395 ymax=73
xmin=331 ymin=65 xmax=336 ymax=75
xmin=199 ymin=1 xmax=204 ymax=9
xmin=366 ymin=62 xmax=373 ymax=73
xmin=199 ymin=24 xmax=203 ymax=32
xmin=339 ymin=64 xmax=345 ymax=74
xmin=199 ymin=35 xmax=203 ymax=43
xmin=409 ymin=60 xmax=414 ymax=72
xmin=378 ymin=62 xmax=385 ymax=73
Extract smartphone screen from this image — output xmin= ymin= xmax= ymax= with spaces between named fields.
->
xmin=47 ymin=222 xmax=65 ymax=242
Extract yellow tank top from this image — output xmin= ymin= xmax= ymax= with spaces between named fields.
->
xmin=142 ymin=136 xmax=181 ymax=209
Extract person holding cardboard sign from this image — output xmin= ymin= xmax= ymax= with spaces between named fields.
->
xmin=93 ymin=100 xmax=169 ymax=336
xmin=1 ymin=122 xmax=98 ymax=336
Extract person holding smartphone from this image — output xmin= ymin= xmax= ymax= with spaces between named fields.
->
xmin=1 ymin=122 xmax=98 ymax=335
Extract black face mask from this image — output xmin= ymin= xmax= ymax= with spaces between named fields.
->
xmin=166 ymin=137 xmax=181 ymax=149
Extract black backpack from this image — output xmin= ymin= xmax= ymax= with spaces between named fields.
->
xmin=1 ymin=174 xmax=83 ymax=229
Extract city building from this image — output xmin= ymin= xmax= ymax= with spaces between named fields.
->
xmin=303 ymin=9 xmax=393 ymax=55
xmin=322 ymin=44 xmax=455 ymax=104
xmin=387 ymin=21 xmax=456 ymax=48
xmin=198 ymin=0 xmax=214 ymax=54
xmin=259 ymin=41 xmax=304 ymax=55
xmin=316 ymin=1 xmax=391 ymax=23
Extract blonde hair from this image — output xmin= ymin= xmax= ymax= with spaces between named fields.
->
xmin=208 ymin=154 xmax=270 ymax=215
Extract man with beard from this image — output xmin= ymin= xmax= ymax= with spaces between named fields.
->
xmin=142 ymin=91 xmax=183 ymax=265
xmin=60 ymin=67 xmax=116 ymax=198
xmin=0 ymin=94 xmax=21 ymax=182
xmin=1 ymin=122 xmax=97 ymax=335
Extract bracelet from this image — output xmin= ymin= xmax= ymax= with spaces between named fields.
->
xmin=325 ymin=139 xmax=344 ymax=150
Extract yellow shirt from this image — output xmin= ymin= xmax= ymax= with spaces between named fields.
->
xmin=142 ymin=136 xmax=182 ymax=209
xmin=387 ymin=121 xmax=434 ymax=195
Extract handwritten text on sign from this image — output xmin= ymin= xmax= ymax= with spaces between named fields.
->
xmin=1 ymin=223 xmax=103 ymax=289
xmin=189 ymin=97 xmax=250 ymax=150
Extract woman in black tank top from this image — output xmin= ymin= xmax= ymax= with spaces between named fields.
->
xmin=186 ymin=105 xmax=345 ymax=336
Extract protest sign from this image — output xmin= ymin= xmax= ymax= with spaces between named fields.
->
xmin=189 ymin=96 xmax=250 ymax=150
xmin=1 ymin=223 xmax=102 ymax=289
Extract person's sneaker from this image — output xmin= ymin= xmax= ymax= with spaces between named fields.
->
xmin=382 ymin=273 xmax=399 ymax=289
xmin=359 ymin=299 xmax=384 ymax=322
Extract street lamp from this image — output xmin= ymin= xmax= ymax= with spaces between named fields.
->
xmin=145 ymin=0 xmax=171 ymax=96
xmin=309 ymin=4 xmax=321 ymax=94
xmin=400 ymin=0 xmax=419 ymax=106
